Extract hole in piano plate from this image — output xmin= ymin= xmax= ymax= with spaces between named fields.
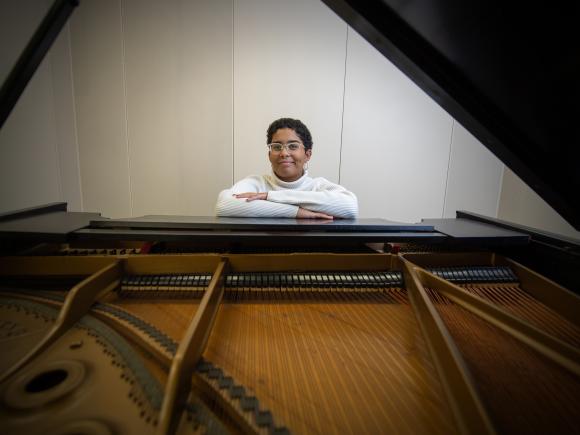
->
xmin=25 ymin=369 xmax=68 ymax=393
xmin=3 ymin=360 xmax=86 ymax=409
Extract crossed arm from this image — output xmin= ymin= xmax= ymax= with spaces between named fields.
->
xmin=234 ymin=192 xmax=334 ymax=219
xmin=215 ymin=179 xmax=358 ymax=219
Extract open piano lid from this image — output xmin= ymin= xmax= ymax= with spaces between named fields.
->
xmin=322 ymin=0 xmax=580 ymax=229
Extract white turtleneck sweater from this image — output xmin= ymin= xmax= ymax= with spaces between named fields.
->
xmin=215 ymin=172 xmax=358 ymax=219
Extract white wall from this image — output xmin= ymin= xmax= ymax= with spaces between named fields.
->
xmin=51 ymin=21 xmax=83 ymax=212
xmin=338 ymin=28 xmax=505 ymax=222
xmin=120 ymin=0 xmax=233 ymax=217
xmin=340 ymin=28 xmax=453 ymax=222
xmin=498 ymin=168 xmax=580 ymax=239
xmin=69 ymin=0 xmax=132 ymax=217
xmin=443 ymin=122 xmax=504 ymax=219
xmin=68 ymin=0 xmax=233 ymax=218
xmin=1 ymin=0 xmax=506 ymax=224
xmin=234 ymin=0 xmax=346 ymax=183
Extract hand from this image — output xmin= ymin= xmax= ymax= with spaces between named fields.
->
xmin=296 ymin=207 xmax=334 ymax=220
xmin=234 ymin=192 xmax=268 ymax=201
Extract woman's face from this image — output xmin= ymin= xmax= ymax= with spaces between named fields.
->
xmin=268 ymin=128 xmax=311 ymax=182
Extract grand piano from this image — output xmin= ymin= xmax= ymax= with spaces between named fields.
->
xmin=1 ymin=1 xmax=579 ymax=434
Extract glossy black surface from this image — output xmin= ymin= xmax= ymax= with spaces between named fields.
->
xmin=457 ymin=210 xmax=580 ymax=247
xmin=0 ymin=211 xmax=101 ymax=241
xmin=75 ymin=228 xmax=447 ymax=243
xmin=458 ymin=211 xmax=580 ymax=292
xmin=322 ymin=0 xmax=580 ymax=228
xmin=89 ymin=215 xmax=435 ymax=232
xmin=421 ymin=217 xmax=529 ymax=245
xmin=0 ymin=202 xmax=67 ymax=221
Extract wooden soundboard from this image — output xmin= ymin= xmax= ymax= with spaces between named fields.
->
xmin=0 ymin=252 xmax=578 ymax=434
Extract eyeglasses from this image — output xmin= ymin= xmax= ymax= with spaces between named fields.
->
xmin=267 ymin=142 xmax=304 ymax=153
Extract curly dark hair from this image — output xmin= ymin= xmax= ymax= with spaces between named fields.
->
xmin=266 ymin=118 xmax=313 ymax=150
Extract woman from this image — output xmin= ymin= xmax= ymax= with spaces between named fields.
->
xmin=215 ymin=118 xmax=358 ymax=219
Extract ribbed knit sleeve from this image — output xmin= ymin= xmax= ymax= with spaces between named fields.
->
xmin=214 ymin=173 xmax=358 ymax=219
xmin=215 ymin=189 xmax=299 ymax=217
xmin=267 ymin=178 xmax=358 ymax=219
xmin=215 ymin=176 xmax=299 ymax=218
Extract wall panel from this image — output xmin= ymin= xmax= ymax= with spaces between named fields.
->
xmin=443 ymin=122 xmax=504 ymax=218
xmin=69 ymin=0 xmax=131 ymax=218
xmin=340 ymin=29 xmax=452 ymax=222
xmin=498 ymin=168 xmax=580 ymax=239
xmin=123 ymin=0 xmax=233 ymax=217
xmin=233 ymin=0 xmax=346 ymax=184
xmin=51 ymin=23 xmax=83 ymax=211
